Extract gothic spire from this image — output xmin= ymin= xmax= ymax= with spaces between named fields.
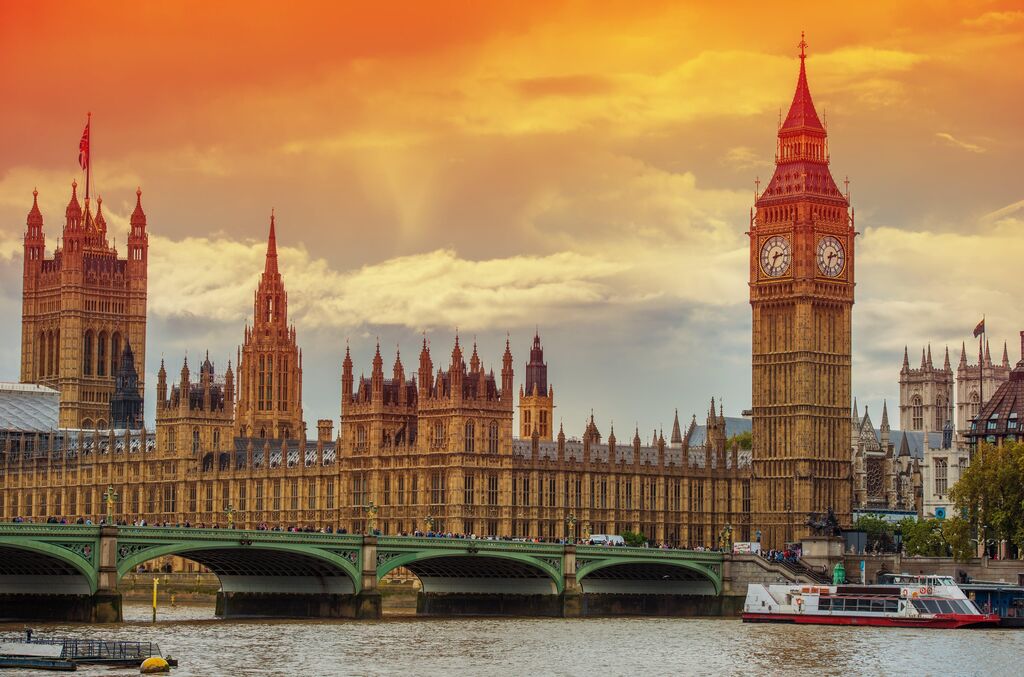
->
xmin=130 ymin=187 xmax=147 ymax=227
xmin=902 ymin=346 xmax=910 ymax=371
xmin=264 ymin=210 xmax=278 ymax=275
xmin=985 ymin=339 xmax=992 ymax=366
xmin=781 ymin=32 xmax=824 ymax=132
xmin=27 ymin=188 xmax=43 ymax=228
xmin=671 ymin=409 xmax=683 ymax=445
xmin=1002 ymin=341 xmax=1010 ymax=368
xmin=944 ymin=345 xmax=951 ymax=371
xmin=959 ymin=341 xmax=968 ymax=368
xmin=880 ymin=399 xmax=890 ymax=430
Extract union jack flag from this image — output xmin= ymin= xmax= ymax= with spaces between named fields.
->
xmin=78 ymin=115 xmax=90 ymax=170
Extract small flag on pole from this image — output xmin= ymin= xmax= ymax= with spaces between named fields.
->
xmin=973 ymin=318 xmax=985 ymax=338
xmin=78 ymin=115 xmax=90 ymax=170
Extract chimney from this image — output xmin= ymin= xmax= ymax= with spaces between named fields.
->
xmin=317 ymin=419 xmax=334 ymax=443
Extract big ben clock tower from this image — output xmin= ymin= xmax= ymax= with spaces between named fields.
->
xmin=749 ymin=36 xmax=854 ymax=546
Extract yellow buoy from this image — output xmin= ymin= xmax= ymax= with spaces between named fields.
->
xmin=140 ymin=656 xmax=171 ymax=674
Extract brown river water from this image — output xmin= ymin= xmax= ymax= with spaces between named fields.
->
xmin=3 ymin=602 xmax=1023 ymax=676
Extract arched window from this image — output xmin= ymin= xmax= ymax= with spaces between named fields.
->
xmin=192 ymin=427 xmax=200 ymax=453
xmin=97 ymin=331 xmax=108 ymax=376
xmin=356 ymin=425 xmax=367 ymax=451
xmin=38 ymin=332 xmax=46 ymax=379
xmin=110 ymin=332 xmax=121 ymax=376
xmin=488 ymin=421 xmax=499 ymax=453
xmin=935 ymin=397 xmax=945 ymax=431
xmin=83 ymin=330 xmax=94 ymax=375
xmin=970 ymin=392 xmax=980 ymax=423
xmin=432 ymin=420 xmax=445 ymax=449
xmin=464 ymin=421 xmax=475 ymax=453
xmin=911 ymin=395 xmax=923 ymax=430
xmin=167 ymin=428 xmax=177 ymax=452
xmin=213 ymin=429 xmax=220 ymax=450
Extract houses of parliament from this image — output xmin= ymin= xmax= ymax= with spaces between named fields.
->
xmin=2 ymin=43 xmax=859 ymax=548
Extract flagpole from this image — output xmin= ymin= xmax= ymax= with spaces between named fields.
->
xmin=85 ymin=112 xmax=91 ymax=201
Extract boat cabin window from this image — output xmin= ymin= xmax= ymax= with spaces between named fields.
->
xmin=819 ymin=597 xmax=898 ymax=613
xmin=912 ymin=599 xmax=972 ymax=615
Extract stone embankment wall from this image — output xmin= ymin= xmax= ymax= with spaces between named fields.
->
xmin=843 ymin=554 xmax=1024 ymax=585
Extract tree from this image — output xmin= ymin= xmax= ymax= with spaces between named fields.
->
xmin=950 ymin=440 xmax=1024 ymax=557
xmin=941 ymin=516 xmax=975 ymax=562
xmin=898 ymin=518 xmax=946 ymax=557
xmin=620 ymin=530 xmax=646 ymax=547
xmin=854 ymin=515 xmax=894 ymax=552
xmin=727 ymin=431 xmax=752 ymax=450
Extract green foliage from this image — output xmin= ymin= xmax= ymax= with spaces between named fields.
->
xmin=950 ymin=441 xmax=1024 ymax=555
xmin=727 ymin=431 xmax=752 ymax=450
xmin=898 ymin=518 xmax=947 ymax=557
xmin=620 ymin=531 xmax=647 ymax=547
xmin=941 ymin=516 xmax=975 ymax=562
xmin=854 ymin=515 xmax=894 ymax=551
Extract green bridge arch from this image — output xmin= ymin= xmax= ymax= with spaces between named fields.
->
xmin=376 ymin=548 xmax=564 ymax=594
xmin=0 ymin=536 xmax=99 ymax=595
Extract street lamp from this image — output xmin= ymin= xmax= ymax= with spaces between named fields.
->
xmin=582 ymin=521 xmax=591 ymax=543
xmin=224 ymin=503 xmax=236 ymax=530
xmin=565 ymin=513 xmax=577 ymax=543
xmin=424 ymin=514 xmax=435 ymax=533
xmin=365 ymin=500 xmax=378 ymax=535
xmin=102 ymin=485 xmax=118 ymax=525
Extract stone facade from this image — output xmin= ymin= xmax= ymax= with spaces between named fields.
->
xmin=3 ymin=215 xmax=753 ymax=549
xmin=234 ymin=213 xmax=305 ymax=440
xmin=899 ymin=346 xmax=954 ymax=433
xmin=851 ymin=402 xmax=920 ymax=514
xmin=749 ymin=43 xmax=854 ymax=546
xmin=19 ymin=184 xmax=148 ymax=429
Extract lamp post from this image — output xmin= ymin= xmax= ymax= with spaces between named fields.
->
xmin=102 ymin=485 xmax=118 ymax=525
xmin=224 ymin=503 xmax=235 ymax=530
xmin=582 ymin=521 xmax=591 ymax=543
xmin=565 ymin=513 xmax=577 ymax=543
xmin=365 ymin=500 xmax=378 ymax=535
xmin=724 ymin=523 xmax=734 ymax=552
xmin=424 ymin=514 xmax=435 ymax=533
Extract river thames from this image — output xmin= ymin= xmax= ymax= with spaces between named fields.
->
xmin=4 ymin=602 xmax=1023 ymax=676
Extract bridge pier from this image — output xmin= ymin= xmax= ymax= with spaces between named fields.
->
xmin=94 ymin=526 xmax=123 ymax=622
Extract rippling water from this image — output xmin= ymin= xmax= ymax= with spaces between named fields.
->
xmin=3 ymin=602 xmax=1022 ymax=676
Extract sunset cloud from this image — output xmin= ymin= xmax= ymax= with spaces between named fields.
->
xmin=0 ymin=0 xmax=1022 ymax=432
xmin=935 ymin=132 xmax=986 ymax=153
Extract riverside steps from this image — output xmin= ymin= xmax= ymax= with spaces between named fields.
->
xmin=0 ymin=523 xmax=823 ymax=621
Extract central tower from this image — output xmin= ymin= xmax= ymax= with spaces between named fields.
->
xmin=235 ymin=213 xmax=305 ymax=439
xmin=749 ymin=37 xmax=855 ymax=546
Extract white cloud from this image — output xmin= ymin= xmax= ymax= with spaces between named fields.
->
xmin=935 ymin=132 xmax=985 ymax=153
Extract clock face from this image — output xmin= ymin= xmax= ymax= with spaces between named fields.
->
xmin=760 ymin=235 xmax=791 ymax=277
xmin=817 ymin=235 xmax=845 ymax=277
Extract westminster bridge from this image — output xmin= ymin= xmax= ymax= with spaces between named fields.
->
xmin=0 ymin=523 xmax=750 ymax=622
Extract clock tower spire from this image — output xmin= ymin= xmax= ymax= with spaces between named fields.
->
xmin=749 ymin=35 xmax=855 ymax=547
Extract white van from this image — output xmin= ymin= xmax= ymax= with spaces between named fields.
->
xmin=588 ymin=534 xmax=626 ymax=546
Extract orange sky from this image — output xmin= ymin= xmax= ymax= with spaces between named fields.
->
xmin=1 ymin=1 xmax=1023 ymax=430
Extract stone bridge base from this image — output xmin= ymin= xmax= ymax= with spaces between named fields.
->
xmin=0 ymin=592 xmax=122 ymax=623
xmin=415 ymin=592 xmax=743 ymax=618
xmin=215 ymin=591 xmax=382 ymax=619
xmin=582 ymin=593 xmax=744 ymax=617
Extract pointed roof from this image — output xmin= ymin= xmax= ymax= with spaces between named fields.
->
xmin=781 ymin=33 xmax=824 ymax=132
xmin=985 ymin=340 xmax=992 ymax=366
xmin=264 ymin=210 xmax=279 ymax=275
xmin=27 ymin=188 xmax=43 ymax=227
xmin=898 ymin=432 xmax=911 ymax=458
xmin=1002 ymin=342 xmax=1010 ymax=367
xmin=944 ymin=346 xmax=951 ymax=371
xmin=130 ymin=187 xmax=147 ymax=227
xmin=959 ymin=342 xmax=968 ymax=368
xmin=671 ymin=409 xmax=683 ymax=445
xmin=880 ymin=400 xmax=890 ymax=429
xmin=902 ymin=346 xmax=910 ymax=371
xmin=66 ymin=180 xmax=82 ymax=220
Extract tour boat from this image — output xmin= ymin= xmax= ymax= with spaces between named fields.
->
xmin=742 ymin=574 xmax=1000 ymax=628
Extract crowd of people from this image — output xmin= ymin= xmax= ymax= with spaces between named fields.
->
xmin=760 ymin=547 xmax=802 ymax=564
xmin=8 ymin=517 xmax=707 ymax=551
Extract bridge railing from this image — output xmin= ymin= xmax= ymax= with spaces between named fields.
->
xmin=0 ymin=523 xmax=101 ymax=537
xmin=116 ymin=526 xmax=364 ymax=546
